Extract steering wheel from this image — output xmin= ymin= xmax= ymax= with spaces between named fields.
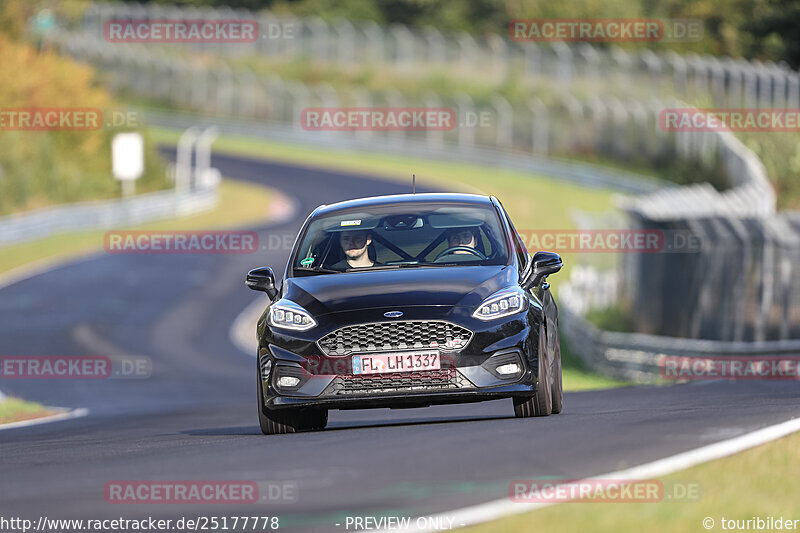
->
xmin=433 ymin=246 xmax=487 ymax=262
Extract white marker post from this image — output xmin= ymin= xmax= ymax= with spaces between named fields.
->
xmin=112 ymin=133 xmax=144 ymax=198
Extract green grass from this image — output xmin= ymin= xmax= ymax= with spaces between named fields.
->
xmin=560 ymin=338 xmax=629 ymax=391
xmin=465 ymin=430 xmax=800 ymax=533
xmin=585 ymin=305 xmax=637 ymax=334
xmin=0 ymin=397 xmax=55 ymax=424
xmin=148 ymin=127 xmax=615 ymax=230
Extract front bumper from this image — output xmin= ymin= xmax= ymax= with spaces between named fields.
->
xmin=258 ymin=306 xmax=542 ymax=411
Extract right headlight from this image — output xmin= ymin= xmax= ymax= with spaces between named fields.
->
xmin=472 ymin=287 xmax=528 ymax=321
xmin=268 ymin=300 xmax=317 ymax=331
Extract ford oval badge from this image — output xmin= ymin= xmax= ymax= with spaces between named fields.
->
xmin=384 ymin=311 xmax=403 ymax=318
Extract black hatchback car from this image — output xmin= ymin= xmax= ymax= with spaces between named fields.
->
xmin=246 ymin=193 xmax=563 ymax=434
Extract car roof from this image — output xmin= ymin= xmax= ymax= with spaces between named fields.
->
xmin=312 ymin=193 xmax=495 ymax=217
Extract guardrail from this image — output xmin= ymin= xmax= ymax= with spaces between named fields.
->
xmin=0 ymin=185 xmax=218 ymax=246
xmin=561 ymin=307 xmax=800 ymax=382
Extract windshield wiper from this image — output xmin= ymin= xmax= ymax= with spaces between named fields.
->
xmin=293 ymin=266 xmax=342 ymax=274
xmin=346 ymin=262 xmax=473 ymax=271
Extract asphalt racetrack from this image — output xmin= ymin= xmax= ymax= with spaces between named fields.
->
xmin=1 ymin=151 xmax=799 ymax=531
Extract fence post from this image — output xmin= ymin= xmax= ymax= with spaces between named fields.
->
xmin=529 ymin=97 xmax=548 ymax=156
xmin=308 ymin=17 xmax=329 ymax=63
xmin=235 ymin=68 xmax=258 ymax=117
xmin=755 ymin=60 xmax=772 ymax=108
xmin=384 ymin=89 xmax=407 ymax=146
xmin=333 ymin=19 xmax=356 ymax=65
xmin=523 ymin=42 xmax=541 ymax=80
xmin=352 ymin=87 xmax=373 ymax=143
xmin=362 ymin=21 xmax=385 ymax=64
xmin=492 ymin=96 xmax=513 ymax=149
xmin=552 ymin=42 xmax=573 ymax=85
xmin=741 ymin=58 xmax=758 ymax=108
xmin=455 ymin=92 xmax=476 ymax=150
xmin=487 ymin=34 xmax=508 ymax=82
xmin=577 ymin=44 xmax=599 ymax=83
xmin=422 ymin=90 xmax=445 ymax=150
xmin=788 ymin=72 xmax=800 ymax=109
xmin=423 ymin=27 xmax=446 ymax=64
xmin=391 ymin=25 xmax=415 ymax=70
xmin=457 ymin=32 xmax=478 ymax=73
xmin=287 ymin=81 xmax=310 ymax=131
xmin=610 ymin=47 xmax=632 ymax=90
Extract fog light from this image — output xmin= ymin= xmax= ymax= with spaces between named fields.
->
xmin=278 ymin=376 xmax=301 ymax=388
xmin=496 ymin=363 xmax=521 ymax=376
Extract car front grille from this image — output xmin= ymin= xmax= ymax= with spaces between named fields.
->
xmin=317 ymin=320 xmax=473 ymax=356
xmin=321 ymin=369 xmax=474 ymax=396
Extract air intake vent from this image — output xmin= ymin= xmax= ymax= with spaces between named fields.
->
xmin=317 ymin=321 xmax=473 ymax=356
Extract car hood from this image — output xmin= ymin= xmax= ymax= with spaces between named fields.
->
xmin=284 ymin=265 xmax=515 ymax=315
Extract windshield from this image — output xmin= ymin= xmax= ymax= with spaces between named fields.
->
xmin=291 ymin=202 xmax=509 ymax=273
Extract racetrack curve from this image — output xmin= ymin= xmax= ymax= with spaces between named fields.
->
xmin=1 ymin=150 xmax=799 ymax=531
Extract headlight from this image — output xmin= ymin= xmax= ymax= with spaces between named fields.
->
xmin=473 ymin=288 xmax=528 ymax=320
xmin=268 ymin=300 xmax=317 ymax=331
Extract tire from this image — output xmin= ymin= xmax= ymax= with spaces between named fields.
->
xmin=513 ymin=325 xmax=552 ymax=418
xmin=257 ymin=372 xmax=328 ymax=434
xmin=550 ymin=334 xmax=563 ymax=414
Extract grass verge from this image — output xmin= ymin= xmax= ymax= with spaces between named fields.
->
xmin=464 ymin=430 xmax=800 ymax=533
xmin=0 ymin=397 xmax=56 ymax=425
xmin=148 ymin=127 xmax=615 ymax=230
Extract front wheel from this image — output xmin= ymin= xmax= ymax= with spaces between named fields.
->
xmin=257 ymin=373 xmax=328 ymax=434
xmin=513 ymin=325 xmax=552 ymax=417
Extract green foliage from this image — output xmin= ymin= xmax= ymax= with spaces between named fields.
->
xmin=129 ymin=0 xmax=800 ymax=67
xmin=585 ymin=304 xmax=637 ymax=333
xmin=0 ymin=1 xmax=168 ymax=215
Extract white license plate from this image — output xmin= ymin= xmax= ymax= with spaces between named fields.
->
xmin=352 ymin=351 xmax=440 ymax=375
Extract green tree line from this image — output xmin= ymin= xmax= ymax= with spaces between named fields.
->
xmin=130 ymin=0 xmax=800 ymax=68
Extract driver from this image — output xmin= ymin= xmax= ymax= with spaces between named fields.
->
xmin=445 ymin=227 xmax=479 ymax=253
xmin=332 ymin=230 xmax=377 ymax=269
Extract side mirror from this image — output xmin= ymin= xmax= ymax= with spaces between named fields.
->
xmin=529 ymin=251 xmax=562 ymax=288
xmin=246 ymin=267 xmax=278 ymax=299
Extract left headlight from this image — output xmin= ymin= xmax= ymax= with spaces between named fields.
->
xmin=473 ymin=287 xmax=528 ymax=321
xmin=268 ymin=300 xmax=317 ymax=331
